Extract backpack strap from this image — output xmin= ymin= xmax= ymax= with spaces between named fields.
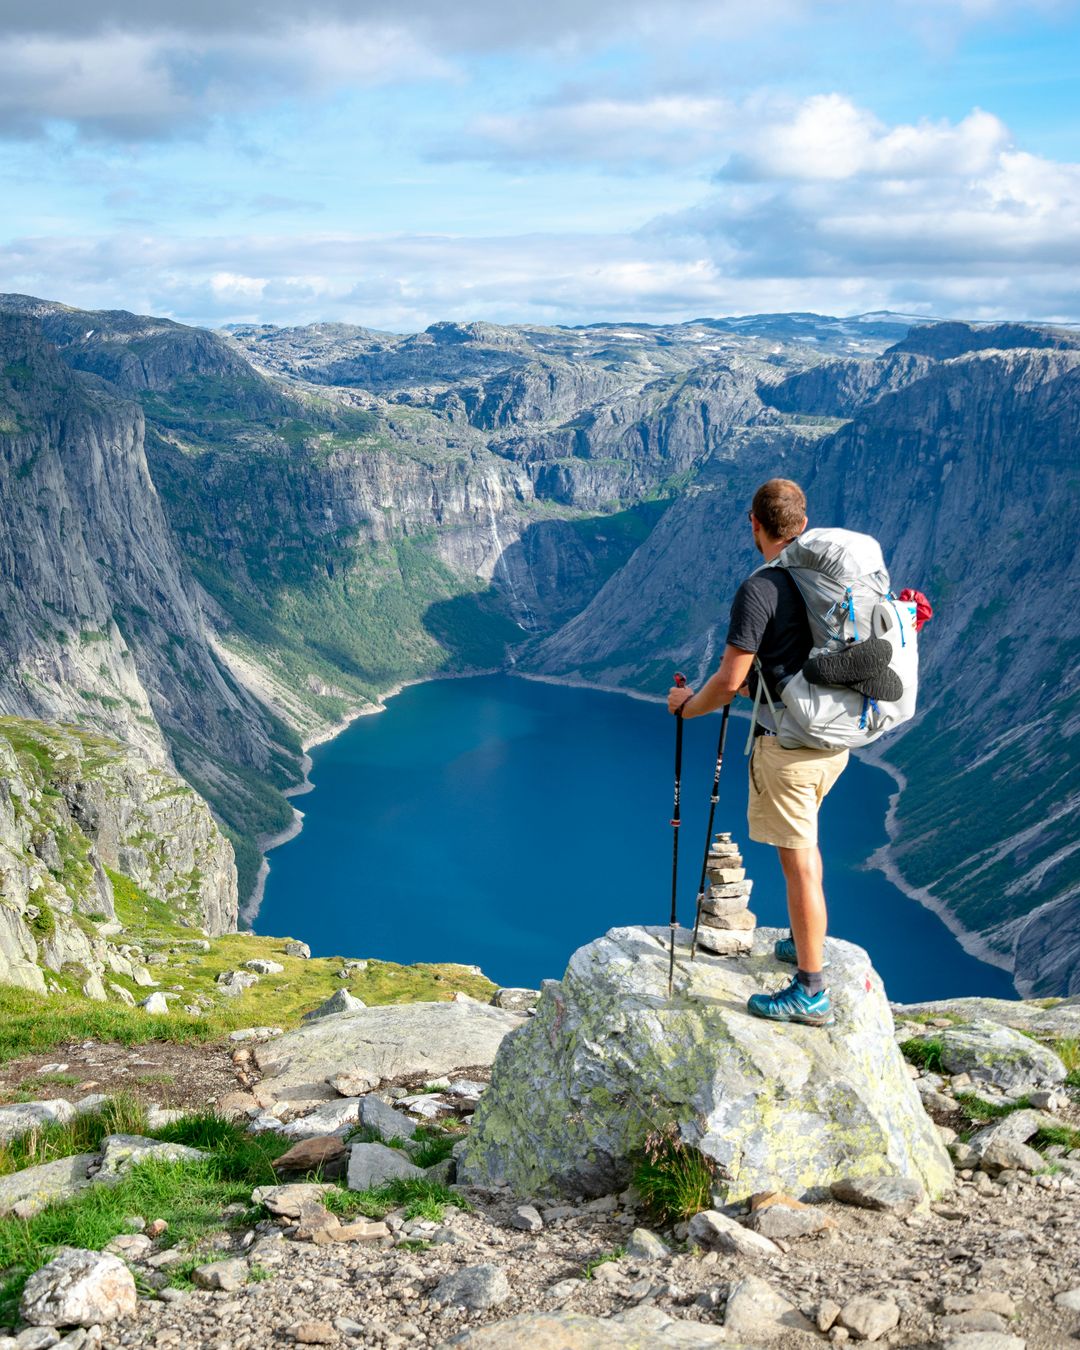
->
xmin=744 ymin=657 xmax=784 ymax=755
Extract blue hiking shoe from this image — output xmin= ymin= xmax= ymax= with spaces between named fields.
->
xmin=774 ymin=933 xmax=830 ymax=970
xmin=747 ymin=977 xmax=835 ymax=1027
xmin=774 ymin=933 xmax=798 ymax=965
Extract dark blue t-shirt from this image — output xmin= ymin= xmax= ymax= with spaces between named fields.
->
xmin=726 ymin=567 xmax=812 ymax=702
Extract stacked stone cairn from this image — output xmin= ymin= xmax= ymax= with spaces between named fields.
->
xmin=694 ymin=831 xmax=756 ymax=956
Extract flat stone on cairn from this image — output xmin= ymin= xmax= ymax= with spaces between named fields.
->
xmin=695 ymin=831 xmax=755 ymax=955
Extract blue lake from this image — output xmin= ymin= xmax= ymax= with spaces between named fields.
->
xmin=255 ymin=674 xmax=1017 ymax=1003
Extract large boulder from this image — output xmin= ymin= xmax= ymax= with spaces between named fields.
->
xmin=20 ymin=1248 xmax=137 ymax=1326
xmin=0 ymin=1154 xmax=98 ymax=1218
xmin=901 ymin=1019 xmax=1067 ymax=1089
xmin=893 ymin=996 xmax=1080 ymax=1039
xmin=253 ymin=999 xmax=526 ymax=1097
xmin=0 ymin=1100 xmax=75 ymax=1141
xmin=459 ymin=926 xmax=952 ymax=1202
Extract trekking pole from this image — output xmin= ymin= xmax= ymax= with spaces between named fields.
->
xmin=690 ymin=704 xmax=731 ymax=962
xmin=667 ymin=673 xmax=687 ymax=998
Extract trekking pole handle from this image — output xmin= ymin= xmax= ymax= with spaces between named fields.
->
xmin=673 ymin=672 xmax=687 ymax=717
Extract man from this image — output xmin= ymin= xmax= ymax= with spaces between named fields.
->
xmin=667 ymin=478 xmax=846 ymax=1027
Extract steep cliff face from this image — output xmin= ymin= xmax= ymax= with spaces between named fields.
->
xmin=807 ymin=348 xmax=1080 ymax=996
xmin=0 ymin=717 xmax=236 ymax=997
xmin=0 ymin=310 xmax=303 ymax=897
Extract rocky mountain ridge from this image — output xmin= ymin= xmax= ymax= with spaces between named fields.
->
xmin=1 ymin=294 xmax=1077 ymax=995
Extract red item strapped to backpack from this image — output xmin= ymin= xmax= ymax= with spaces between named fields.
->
xmin=898 ymin=588 xmax=933 ymax=631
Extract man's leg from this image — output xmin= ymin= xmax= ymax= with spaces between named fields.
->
xmin=777 ymin=844 xmax=826 ymax=978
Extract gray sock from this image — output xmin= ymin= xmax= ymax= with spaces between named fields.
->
xmin=796 ymin=968 xmax=825 ymax=996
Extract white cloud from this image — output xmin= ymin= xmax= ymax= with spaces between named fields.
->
xmin=437 ymin=96 xmax=735 ymax=170
xmin=722 ymin=95 xmax=1011 ymax=181
xmin=0 ymin=21 xmax=454 ymax=139
xmin=3 ymin=203 xmax=1078 ymax=332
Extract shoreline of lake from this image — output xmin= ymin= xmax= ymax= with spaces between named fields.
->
xmin=246 ymin=667 xmax=1016 ymax=996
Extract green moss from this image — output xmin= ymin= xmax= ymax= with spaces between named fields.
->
xmin=899 ymin=1037 xmax=945 ymax=1072
xmin=28 ymin=901 xmax=56 ymax=941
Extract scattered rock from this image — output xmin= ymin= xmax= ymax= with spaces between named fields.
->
xmin=272 ymin=1136 xmax=348 ymax=1179
xmin=358 ymin=1094 xmax=417 ymax=1141
xmin=910 ymin=1020 xmax=1067 ymax=1089
xmin=301 ymin=990 xmax=367 ymax=1022
xmin=328 ymin=1069 xmax=381 ymax=1097
xmin=687 ymin=1209 xmax=781 ymax=1259
xmin=284 ymin=941 xmax=311 ymax=959
xmin=292 ymin=1322 xmax=337 ymax=1345
xmin=723 ymin=1273 xmax=816 ymax=1338
xmin=136 ymin=992 xmax=169 ymax=1014
xmin=20 ymin=1249 xmax=137 ymax=1327
xmin=277 ymin=1097 xmax=363 ymax=1140
xmin=1054 ymin=1288 xmax=1080 ymax=1312
xmin=0 ymin=1100 xmax=74 ymax=1141
xmin=977 ymin=1139 xmax=1044 ymax=1176
xmin=95 ymin=1134 xmax=207 ymax=1179
xmin=228 ymin=1027 xmax=283 ymax=1042
xmin=346 ymin=1142 xmax=424 ymax=1191
xmin=431 ymin=1263 xmax=510 ymax=1311
xmin=216 ymin=970 xmax=259 ymax=997
xmin=830 ymin=1175 xmax=927 ymax=1214
xmin=244 ymin=959 xmax=284 ymax=975
xmin=191 ymin=1258 xmax=249 ymax=1291
xmin=624 ymin=1227 xmax=669 ymax=1261
xmin=490 ymin=988 xmax=541 ymax=1014
xmin=838 ymin=1295 xmax=900 ymax=1341
xmin=510 ymin=1205 xmax=543 ymax=1232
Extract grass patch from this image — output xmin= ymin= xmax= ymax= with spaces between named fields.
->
xmin=323 ymin=1177 xmax=465 ymax=1225
xmin=583 ymin=1247 xmax=625 ymax=1279
xmin=631 ymin=1124 xmax=717 ymax=1225
xmin=0 ymin=1095 xmax=148 ymax=1177
xmin=408 ymin=1126 xmax=456 ymax=1169
xmin=0 ymin=985 xmax=229 ymax=1066
xmin=953 ymin=1092 xmax=1033 ymax=1122
xmin=0 ymin=1112 xmax=289 ymax=1325
xmin=1032 ymin=1124 xmax=1080 ymax=1152
xmin=898 ymin=1037 xmax=945 ymax=1072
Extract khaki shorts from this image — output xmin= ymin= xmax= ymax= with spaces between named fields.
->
xmin=747 ymin=736 xmax=849 ymax=850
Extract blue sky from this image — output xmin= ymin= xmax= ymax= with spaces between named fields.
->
xmin=0 ymin=0 xmax=1078 ymax=329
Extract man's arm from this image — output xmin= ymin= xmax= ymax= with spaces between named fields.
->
xmin=667 ymin=645 xmax=754 ymax=718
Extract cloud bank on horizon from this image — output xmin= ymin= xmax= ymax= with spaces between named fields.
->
xmin=1 ymin=0 xmax=1078 ymax=330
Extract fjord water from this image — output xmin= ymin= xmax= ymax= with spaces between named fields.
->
xmin=256 ymin=675 xmax=1016 ymax=1003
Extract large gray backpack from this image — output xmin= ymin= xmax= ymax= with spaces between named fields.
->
xmin=746 ymin=528 xmax=919 ymax=752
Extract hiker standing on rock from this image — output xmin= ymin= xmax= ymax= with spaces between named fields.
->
xmin=667 ymin=479 xmax=844 ymax=1027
